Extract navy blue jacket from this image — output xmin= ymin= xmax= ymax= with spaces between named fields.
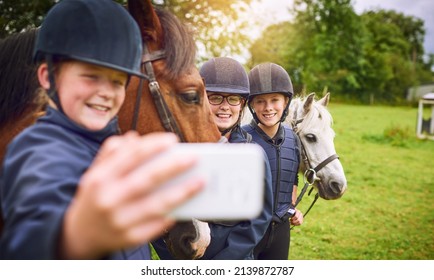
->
xmin=243 ymin=121 xmax=299 ymax=221
xmin=0 ymin=107 xmax=151 ymax=259
xmin=152 ymin=125 xmax=273 ymax=259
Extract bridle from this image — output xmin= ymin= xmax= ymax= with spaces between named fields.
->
xmin=131 ymin=44 xmax=186 ymax=142
xmin=291 ymin=115 xmax=340 ymax=218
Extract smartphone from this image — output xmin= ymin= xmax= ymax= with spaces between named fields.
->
xmin=157 ymin=143 xmax=265 ymax=221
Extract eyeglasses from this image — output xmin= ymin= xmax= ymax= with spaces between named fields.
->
xmin=208 ymin=94 xmax=243 ymax=106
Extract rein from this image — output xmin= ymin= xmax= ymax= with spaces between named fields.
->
xmin=291 ymin=116 xmax=340 ymax=219
xmin=131 ymin=44 xmax=186 ymax=142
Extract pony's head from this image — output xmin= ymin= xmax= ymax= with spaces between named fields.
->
xmin=288 ymin=93 xmax=347 ymax=200
xmin=118 ymin=0 xmax=221 ymax=143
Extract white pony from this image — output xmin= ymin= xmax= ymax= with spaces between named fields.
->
xmin=242 ymin=92 xmax=347 ymax=201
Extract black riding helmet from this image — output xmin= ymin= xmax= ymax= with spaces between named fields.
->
xmin=199 ymin=57 xmax=249 ymax=98
xmin=200 ymin=57 xmax=249 ymax=136
xmin=248 ymin=62 xmax=293 ymax=124
xmin=33 ymin=0 xmax=144 ymax=112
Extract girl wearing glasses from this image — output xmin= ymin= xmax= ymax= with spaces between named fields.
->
xmin=198 ymin=57 xmax=273 ymax=259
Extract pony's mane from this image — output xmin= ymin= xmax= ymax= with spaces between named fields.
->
xmin=0 ymin=29 xmax=41 ymax=127
xmin=289 ymin=96 xmax=334 ymax=133
xmin=156 ymin=8 xmax=196 ymax=80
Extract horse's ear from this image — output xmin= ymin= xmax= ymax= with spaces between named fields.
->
xmin=127 ymin=0 xmax=163 ymax=44
xmin=319 ymin=92 xmax=330 ymax=107
xmin=303 ymin=92 xmax=315 ymax=113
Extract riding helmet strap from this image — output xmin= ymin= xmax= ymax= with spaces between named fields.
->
xmin=45 ymin=54 xmax=64 ymax=114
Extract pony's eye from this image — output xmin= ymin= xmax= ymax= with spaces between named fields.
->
xmin=178 ymin=92 xmax=200 ymax=104
xmin=305 ymin=133 xmax=317 ymax=143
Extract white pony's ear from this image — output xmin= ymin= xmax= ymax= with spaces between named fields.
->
xmin=319 ymin=92 xmax=330 ymax=107
xmin=303 ymin=92 xmax=315 ymax=113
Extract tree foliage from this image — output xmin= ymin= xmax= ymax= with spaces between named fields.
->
xmin=249 ymin=0 xmax=434 ymax=104
xmin=0 ymin=0 xmax=58 ymax=37
xmin=154 ymin=0 xmax=252 ymax=60
xmin=0 ymin=0 xmax=252 ymax=62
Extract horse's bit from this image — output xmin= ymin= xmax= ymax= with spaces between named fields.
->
xmin=131 ymin=44 xmax=187 ymax=142
xmin=291 ymin=118 xmax=340 ymax=217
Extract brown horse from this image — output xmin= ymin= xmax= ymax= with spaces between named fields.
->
xmin=0 ymin=29 xmax=47 ymax=168
xmin=119 ymin=0 xmax=220 ymax=142
xmin=0 ymin=0 xmax=221 ymax=258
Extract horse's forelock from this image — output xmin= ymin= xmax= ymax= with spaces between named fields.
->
xmin=156 ymin=8 xmax=196 ymax=80
xmin=294 ymin=96 xmax=333 ymax=133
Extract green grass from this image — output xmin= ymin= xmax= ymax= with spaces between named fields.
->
xmin=288 ymin=103 xmax=434 ymax=260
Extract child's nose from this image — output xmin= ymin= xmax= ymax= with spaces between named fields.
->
xmin=98 ymin=80 xmax=116 ymax=98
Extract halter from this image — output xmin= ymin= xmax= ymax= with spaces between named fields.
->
xmin=131 ymin=44 xmax=186 ymax=142
xmin=291 ymin=115 xmax=340 ymax=218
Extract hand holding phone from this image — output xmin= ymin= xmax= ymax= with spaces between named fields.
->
xmin=154 ymin=143 xmax=265 ymax=220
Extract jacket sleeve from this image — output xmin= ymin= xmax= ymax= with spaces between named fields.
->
xmin=0 ymin=131 xmax=91 ymax=259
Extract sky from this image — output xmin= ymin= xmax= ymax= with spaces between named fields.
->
xmin=249 ymin=0 xmax=434 ymax=56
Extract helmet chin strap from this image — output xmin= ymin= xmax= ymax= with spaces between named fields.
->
xmin=220 ymin=113 xmax=244 ymax=136
xmin=248 ymin=103 xmax=261 ymax=125
xmin=46 ymin=55 xmax=64 ymax=114
xmin=220 ymin=123 xmax=237 ymax=137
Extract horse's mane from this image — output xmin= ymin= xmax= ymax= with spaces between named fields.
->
xmin=155 ymin=8 xmax=196 ymax=80
xmin=0 ymin=29 xmax=41 ymax=127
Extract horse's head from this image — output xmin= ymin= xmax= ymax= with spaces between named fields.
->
xmin=118 ymin=0 xmax=221 ymax=143
xmin=289 ymin=92 xmax=347 ymax=200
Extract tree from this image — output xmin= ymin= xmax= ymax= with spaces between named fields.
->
xmin=361 ymin=10 xmax=431 ymax=102
xmin=0 ymin=0 xmax=253 ymax=61
xmin=155 ymin=0 xmax=253 ymax=61
xmin=0 ymin=0 xmax=58 ymax=38
xmin=249 ymin=0 xmax=366 ymax=97
xmin=292 ymin=0 xmax=366 ymax=98
xmin=247 ymin=21 xmax=305 ymax=92
xmin=249 ymin=0 xmax=433 ymax=103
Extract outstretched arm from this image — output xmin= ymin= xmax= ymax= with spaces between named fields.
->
xmin=60 ymin=132 xmax=204 ymax=259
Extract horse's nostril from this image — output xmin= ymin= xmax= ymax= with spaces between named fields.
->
xmin=330 ymin=181 xmax=343 ymax=194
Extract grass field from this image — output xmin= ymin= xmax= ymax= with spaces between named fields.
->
xmin=288 ymin=103 xmax=434 ymax=260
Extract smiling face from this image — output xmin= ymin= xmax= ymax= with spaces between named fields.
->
xmin=207 ymin=92 xmax=244 ymax=133
xmin=38 ymin=61 xmax=128 ymax=131
xmin=250 ymin=92 xmax=289 ymax=136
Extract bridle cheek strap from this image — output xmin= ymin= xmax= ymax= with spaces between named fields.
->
xmin=131 ymin=44 xmax=186 ymax=143
xmin=292 ymin=118 xmax=340 ymax=217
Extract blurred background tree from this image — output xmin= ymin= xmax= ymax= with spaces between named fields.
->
xmin=153 ymin=0 xmax=253 ymax=61
xmin=248 ymin=0 xmax=433 ymax=103
xmin=0 ymin=0 xmax=253 ymax=62
xmin=0 ymin=0 xmax=58 ymax=37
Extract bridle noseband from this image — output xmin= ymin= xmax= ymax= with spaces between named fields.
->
xmin=131 ymin=43 xmax=186 ymax=142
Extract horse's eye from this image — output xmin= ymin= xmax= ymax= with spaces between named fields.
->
xmin=305 ymin=133 xmax=317 ymax=143
xmin=178 ymin=92 xmax=200 ymax=104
